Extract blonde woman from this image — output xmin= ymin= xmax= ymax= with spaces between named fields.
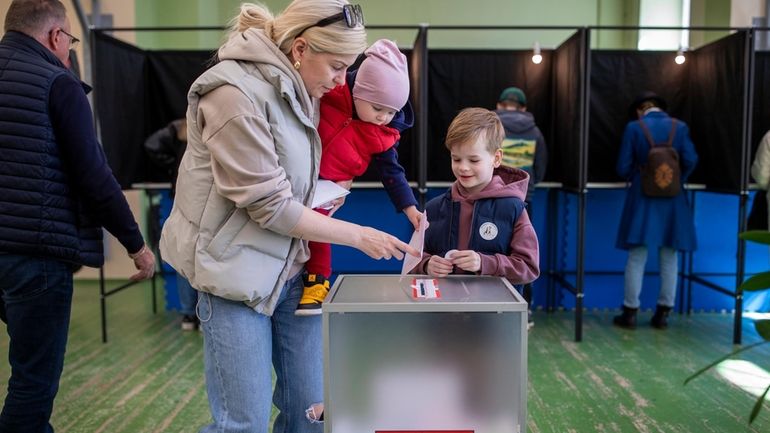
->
xmin=160 ymin=1 xmax=416 ymax=431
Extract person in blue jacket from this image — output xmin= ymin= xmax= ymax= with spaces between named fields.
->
xmin=613 ymin=91 xmax=698 ymax=330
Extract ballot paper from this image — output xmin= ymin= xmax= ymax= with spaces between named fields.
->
xmin=400 ymin=210 xmax=428 ymax=276
xmin=311 ymin=179 xmax=351 ymax=209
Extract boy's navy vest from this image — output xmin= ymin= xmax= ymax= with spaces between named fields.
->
xmin=424 ymin=190 xmax=525 ymax=258
xmin=0 ymin=33 xmax=103 ymax=266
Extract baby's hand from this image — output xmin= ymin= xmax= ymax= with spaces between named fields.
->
xmin=403 ymin=205 xmax=422 ymax=231
xmin=426 ymin=255 xmax=453 ymax=277
xmin=449 ymin=250 xmax=481 ymax=273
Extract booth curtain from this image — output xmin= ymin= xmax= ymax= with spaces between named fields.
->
xmin=93 ymin=29 xmax=755 ymax=193
xmin=94 ymin=32 xmax=211 ymax=187
xmin=426 ymin=49 xmax=553 ymax=182
xmin=552 ymin=30 xmax=587 ymax=189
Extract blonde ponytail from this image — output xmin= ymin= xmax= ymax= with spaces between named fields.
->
xmin=226 ymin=0 xmax=367 ymax=57
xmin=228 ymin=3 xmax=273 ymax=35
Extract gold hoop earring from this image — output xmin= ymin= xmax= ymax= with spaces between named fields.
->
xmin=293 ymin=61 xmax=301 ymax=70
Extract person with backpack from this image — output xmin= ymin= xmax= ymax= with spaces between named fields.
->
xmin=613 ymin=91 xmax=698 ymax=330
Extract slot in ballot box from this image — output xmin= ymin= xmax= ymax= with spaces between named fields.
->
xmin=323 ymin=275 xmax=527 ymax=433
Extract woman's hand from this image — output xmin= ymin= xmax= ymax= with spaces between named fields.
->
xmin=426 ymin=255 xmax=453 ymax=277
xmin=356 ymin=226 xmax=418 ymax=260
xmin=327 ymin=179 xmax=353 ymax=217
xmin=326 ymin=196 xmax=346 ymax=217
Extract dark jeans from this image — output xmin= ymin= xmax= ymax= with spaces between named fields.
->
xmin=0 ymin=255 xmax=74 ymax=433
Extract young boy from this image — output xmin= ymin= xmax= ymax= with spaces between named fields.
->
xmin=297 ymin=39 xmax=421 ymax=315
xmin=411 ymin=107 xmax=540 ymax=290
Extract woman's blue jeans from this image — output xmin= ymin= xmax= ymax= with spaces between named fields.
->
xmin=623 ymin=246 xmax=678 ymax=309
xmin=0 ymin=254 xmax=73 ymax=433
xmin=176 ymin=274 xmax=198 ymax=316
xmin=198 ymin=272 xmax=322 ymax=433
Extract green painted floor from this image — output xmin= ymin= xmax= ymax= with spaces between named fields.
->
xmin=0 ymin=280 xmax=768 ymax=432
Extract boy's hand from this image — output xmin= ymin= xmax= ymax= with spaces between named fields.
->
xmin=426 ymin=255 xmax=453 ymax=277
xmin=450 ymin=250 xmax=481 ymax=273
xmin=403 ymin=205 xmax=422 ymax=230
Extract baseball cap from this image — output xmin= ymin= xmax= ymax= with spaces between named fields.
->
xmin=498 ymin=87 xmax=527 ymax=106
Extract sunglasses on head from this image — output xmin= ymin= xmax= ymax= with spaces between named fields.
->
xmin=297 ymin=4 xmax=364 ymax=36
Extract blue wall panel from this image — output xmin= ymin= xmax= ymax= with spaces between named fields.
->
xmin=157 ymin=186 xmax=770 ymax=313
xmin=328 ymin=187 xmax=770 ymax=313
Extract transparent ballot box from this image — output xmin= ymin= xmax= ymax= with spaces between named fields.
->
xmin=323 ymin=275 xmax=527 ymax=433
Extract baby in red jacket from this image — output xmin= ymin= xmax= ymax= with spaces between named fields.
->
xmin=298 ymin=39 xmax=420 ymax=316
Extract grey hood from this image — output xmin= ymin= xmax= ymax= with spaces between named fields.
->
xmin=217 ymin=28 xmax=316 ymax=121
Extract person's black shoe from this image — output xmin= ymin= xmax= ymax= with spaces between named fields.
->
xmin=613 ymin=306 xmax=638 ymax=329
xmin=181 ymin=314 xmax=199 ymax=331
xmin=651 ymin=304 xmax=672 ymax=329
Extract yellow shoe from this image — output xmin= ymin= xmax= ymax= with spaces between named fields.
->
xmin=296 ymin=274 xmax=329 ymax=316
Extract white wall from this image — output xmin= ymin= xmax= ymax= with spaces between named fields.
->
xmin=730 ymin=0 xmax=763 ymax=26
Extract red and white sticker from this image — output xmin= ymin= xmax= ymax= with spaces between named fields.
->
xmin=376 ymin=430 xmax=473 ymax=433
xmin=411 ymin=278 xmax=441 ymax=299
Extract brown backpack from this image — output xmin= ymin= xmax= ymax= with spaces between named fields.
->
xmin=638 ymin=119 xmax=680 ymax=197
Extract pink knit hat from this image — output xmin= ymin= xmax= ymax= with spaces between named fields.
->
xmin=352 ymin=39 xmax=410 ymax=111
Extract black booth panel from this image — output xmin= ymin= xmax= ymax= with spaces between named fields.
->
xmin=551 ymin=31 xmax=586 ymax=189
xmin=94 ymin=33 xmax=149 ymax=188
xmin=141 ymin=51 xmax=211 ymax=183
xmin=94 ymin=33 xmax=212 ymax=186
xmin=94 ymin=36 xmax=415 ymax=187
xmin=427 ymin=50 xmax=553 ymax=182
xmin=751 ymin=51 xmax=770 ymax=172
xmin=687 ymin=31 xmax=748 ymax=191
xmin=588 ymin=51 xmax=689 ymax=183
xmin=145 ymin=51 xmax=212 ymax=135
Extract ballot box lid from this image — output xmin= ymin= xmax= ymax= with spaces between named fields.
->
xmin=325 ymin=274 xmax=526 ymax=313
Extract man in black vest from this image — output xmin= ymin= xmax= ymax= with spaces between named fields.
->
xmin=0 ymin=1 xmax=155 ymax=431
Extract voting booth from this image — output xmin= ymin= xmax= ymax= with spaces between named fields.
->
xmin=323 ymin=275 xmax=528 ymax=433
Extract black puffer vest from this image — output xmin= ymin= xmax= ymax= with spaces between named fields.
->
xmin=424 ymin=189 xmax=525 ymax=258
xmin=0 ymin=32 xmax=103 ymax=266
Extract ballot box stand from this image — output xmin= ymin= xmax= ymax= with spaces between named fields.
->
xmin=323 ymin=274 xmax=528 ymax=433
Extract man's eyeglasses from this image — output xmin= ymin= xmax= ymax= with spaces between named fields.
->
xmin=59 ymin=29 xmax=80 ymax=50
xmin=297 ymin=4 xmax=364 ymax=36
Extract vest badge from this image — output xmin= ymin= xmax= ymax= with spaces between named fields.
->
xmin=479 ymin=222 xmax=498 ymax=240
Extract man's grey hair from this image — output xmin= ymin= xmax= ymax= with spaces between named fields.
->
xmin=4 ymin=0 xmax=66 ymax=38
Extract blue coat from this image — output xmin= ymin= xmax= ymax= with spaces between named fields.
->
xmin=615 ymin=111 xmax=698 ymax=251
